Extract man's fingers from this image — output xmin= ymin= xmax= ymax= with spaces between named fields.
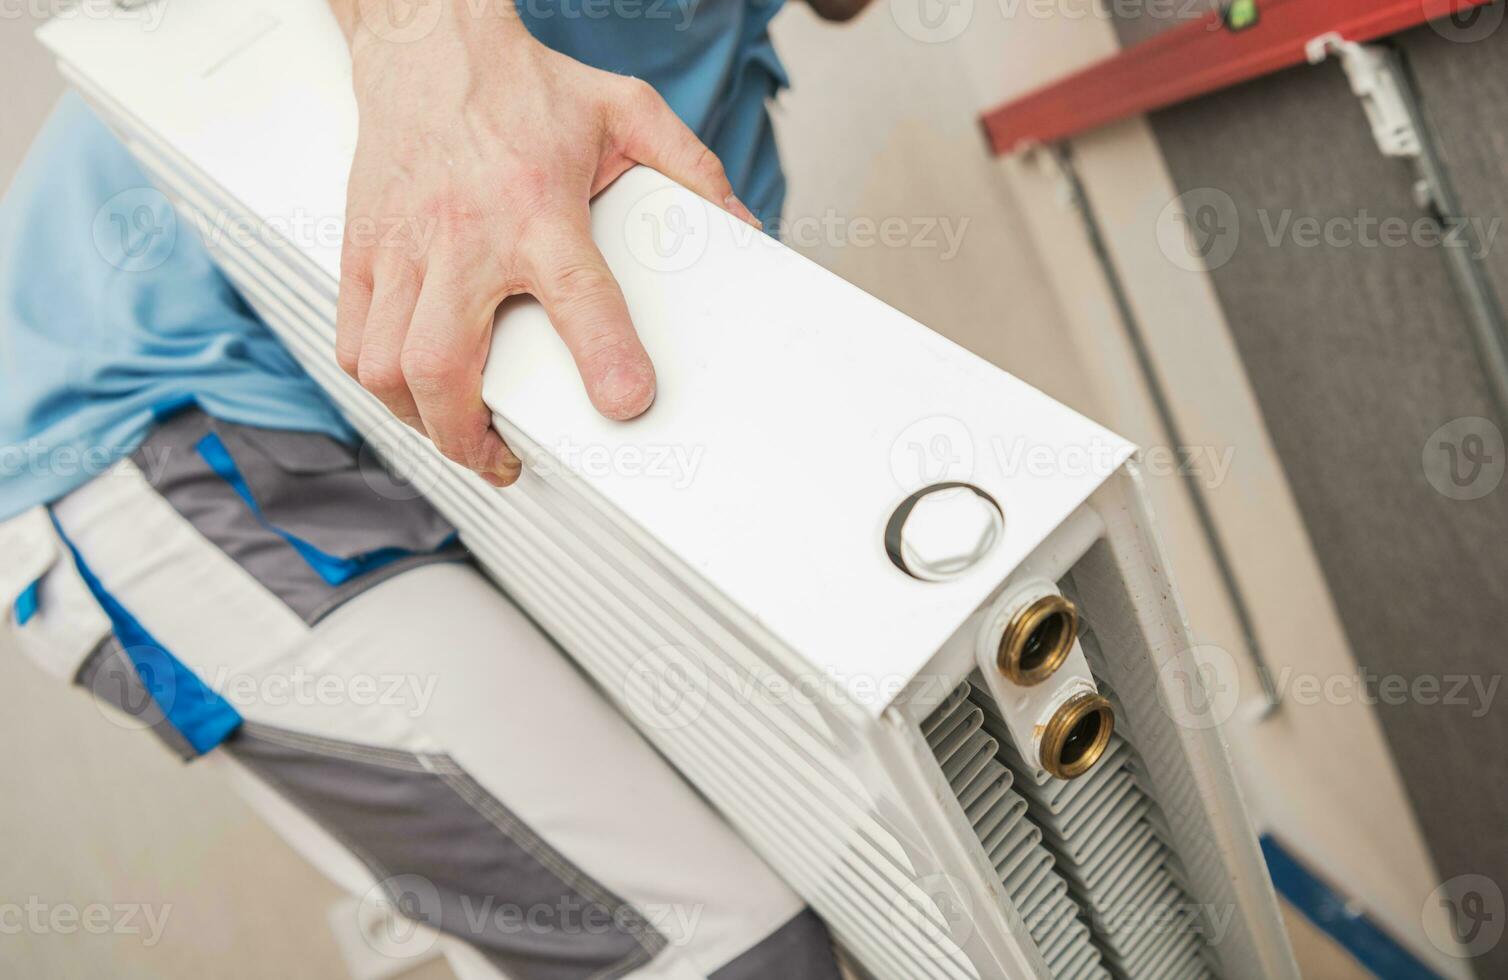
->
xmin=526 ymin=223 xmax=655 ymax=421
xmin=402 ymin=271 xmax=522 ymax=485
xmin=334 ymin=245 xmax=374 ymax=378
xmin=612 ymin=78 xmax=760 ymax=228
xmin=355 ymin=267 xmax=424 ymax=427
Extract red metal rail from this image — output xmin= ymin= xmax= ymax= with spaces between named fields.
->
xmin=981 ymin=0 xmax=1496 ymax=155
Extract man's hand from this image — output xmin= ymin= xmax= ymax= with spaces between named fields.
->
xmin=328 ymin=0 xmax=759 ymax=487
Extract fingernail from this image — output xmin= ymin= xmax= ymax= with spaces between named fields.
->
xmin=596 ymin=363 xmax=656 ymax=420
xmin=724 ymin=193 xmax=762 ymax=230
xmin=486 ymin=458 xmax=521 ymax=488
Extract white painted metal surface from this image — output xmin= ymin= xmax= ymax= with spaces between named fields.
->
xmin=38 ymin=4 xmax=1298 ymax=977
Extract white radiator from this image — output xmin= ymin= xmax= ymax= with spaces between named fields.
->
xmin=38 ymin=4 xmax=1298 ymax=977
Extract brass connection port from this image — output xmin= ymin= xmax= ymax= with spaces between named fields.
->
xmin=1040 ymin=693 xmax=1115 ymax=780
xmin=996 ymin=593 xmax=1079 ymax=686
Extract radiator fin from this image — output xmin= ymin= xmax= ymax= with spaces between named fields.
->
xmin=969 ymin=668 xmax=1216 ymax=980
xmin=924 ymin=685 xmax=1108 ymax=980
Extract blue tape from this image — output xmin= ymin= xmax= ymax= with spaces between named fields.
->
xmin=151 ymin=393 xmax=201 ymax=423
xmin=194 ymin=430 xmax=450 ymax=587
xmin=1261 ymin=835 xmax=1442 ymax=980
xmin=47 ymin=511 xmax=241 ymax=756
xmin=14 ymin=579 xmax=41 ymax=626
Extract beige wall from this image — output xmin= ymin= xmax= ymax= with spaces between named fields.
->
xmin=0 ymin=13 xmax=60 ymax=191
xmin=768 ymin=3 xmax=1093 ymax=414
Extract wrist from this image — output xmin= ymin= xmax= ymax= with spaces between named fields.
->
xmin=342 ymin=0 xmax=530 ymax=83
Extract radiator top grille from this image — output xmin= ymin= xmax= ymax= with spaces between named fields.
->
xmin=925 ymin=685 xmax=1108 ymax=979
xmin=925 ymin=656 xmax=1217 ymax=980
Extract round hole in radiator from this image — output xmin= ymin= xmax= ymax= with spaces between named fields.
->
xmin=996 ymin=593 xmax=1079 ymax=686
xmin=885 ymin=483 xmax=1003 ymax=582
xmin=1040 ymin=693 xmax=1115 ymax=780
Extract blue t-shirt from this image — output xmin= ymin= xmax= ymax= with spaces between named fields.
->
xmin=0 ymin=0 xmax=788 ymax=520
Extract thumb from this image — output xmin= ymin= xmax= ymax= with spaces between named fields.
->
xmin=610 ymin=77 xmax=761 ymax=228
